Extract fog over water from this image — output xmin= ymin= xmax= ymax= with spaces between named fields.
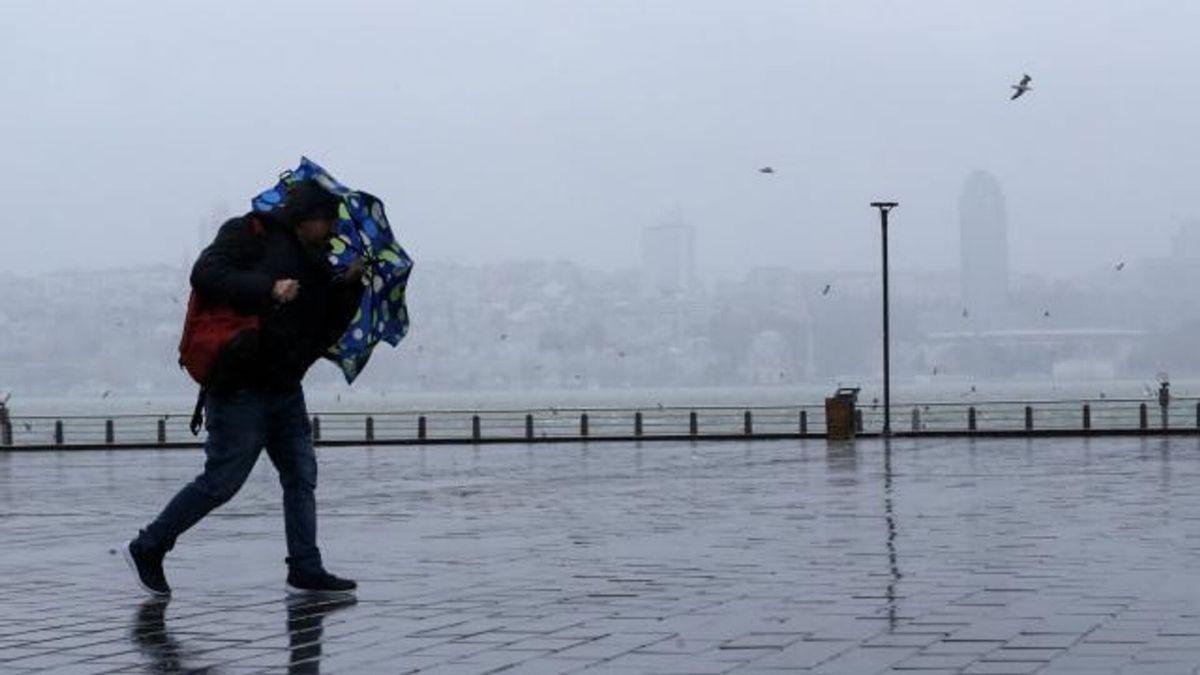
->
xmin=2 ymin=2 xmax=1199 ymax=410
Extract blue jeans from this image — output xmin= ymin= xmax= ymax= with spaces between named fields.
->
xmin=135 ymin=387 xmax=323 ymax=574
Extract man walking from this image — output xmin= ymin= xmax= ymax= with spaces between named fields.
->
xmin=125 ymin=180 xmax=362 ymax=597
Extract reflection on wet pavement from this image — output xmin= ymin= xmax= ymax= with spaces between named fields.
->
xmin=1 ymin=437 xmax=1199 ymax=673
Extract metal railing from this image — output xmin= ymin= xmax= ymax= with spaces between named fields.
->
xmin=1 ymin=397 xmax=1198 ymax=450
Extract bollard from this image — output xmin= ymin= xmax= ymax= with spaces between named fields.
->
xmin=472 ymin=415 xmax=481 ymax=442
xmin=634 ymin=412 xmax=643 ymax=437
xmin=1082 ymin=404 xmax=1091 ymax=431
xmin=911 ymin=407 xmax=920 ymax=432
xmin=311 ymin=416 xmax=321 ymax=441
xmin=1024 ymin=406 xmax=1033 ymax=431
xmin=365 ymin=416 xmax=375 ymax=443
xmin=580 ymin=413 xmax=589 ymax=438
xmin=743 ymin=410 xmax=752 ymax=436
xmin=105 ymin=419 xmax=114 ymax=445
xmin=968 ymin=406 xmax=977 ymax=432
xmin=689 ymin=411 xmax=698 ymax=437
xmin=157 ymin=419 xmax=166 ymax=445
xmin=1139 ymin=403 xmax=1148 ymax=431
xmin=0 ymin=419 xmax=11 ymax=447
xmin=524 ymin=414 xmax=533 ymax=440
xmin=54 ymin=420 xmax=64 ymax=446
xmin=854 ymin=409 xmax=863 ymax=433
xmin=799 ymin=410 xmax=808 ymax=436
xmin=418 ymin=415 xmax=427 ymax=440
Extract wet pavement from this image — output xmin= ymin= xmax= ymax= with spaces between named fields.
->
xmin=1 ymin=436 xmax=1199 ymax=674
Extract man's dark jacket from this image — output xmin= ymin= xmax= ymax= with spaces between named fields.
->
xmin=191 ymin=213 xmax=359 ymax=392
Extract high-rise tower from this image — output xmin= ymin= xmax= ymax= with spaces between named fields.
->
xmin=641 ymin=210 xmax=696 ymax=293
xmin=958 ymin=170 xmax=1010 ymax=324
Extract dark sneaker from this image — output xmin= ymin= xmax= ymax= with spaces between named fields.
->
xmin=285 ymin=569 xmax=357 ymax=596
xmin=123 ymin=541 xmax=170 ymax=597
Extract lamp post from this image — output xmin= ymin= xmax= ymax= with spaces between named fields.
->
xmin=870 ymin=201 xmax=898 ymax=437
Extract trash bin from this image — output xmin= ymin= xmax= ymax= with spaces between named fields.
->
xmin=825 ymin=387 xmax=860 ymax=440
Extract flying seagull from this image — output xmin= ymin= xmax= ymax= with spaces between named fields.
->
xmin=1010 ymin=73 xmax=1032 ymax=100
xmin=1115 ymin=261 xmax=1126 ymax=271
xmin=758 ymin=166 xmax=775 ymax=174
xmin=821 ymin=284 xmax=831 ymax=296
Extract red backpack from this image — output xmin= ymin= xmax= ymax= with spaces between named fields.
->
xmin=179 ymin=217 xmax=266 ymax=433
xmin=178 ymin=295 xmax=263 ymax=386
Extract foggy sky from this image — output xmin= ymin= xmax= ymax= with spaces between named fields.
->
xmin=2 ymin=1 xmax=1198 ymax=278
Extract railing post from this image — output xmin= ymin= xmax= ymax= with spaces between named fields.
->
xmin=311 ymin=416 xmax=321 ymax=441
xmin=105 ymin=419 xmax=114 ymax=445
xmin=689 ymin=411 xmax=698 ymax=437
xmin=1024 ymin=406 xmax=1033 ymax=431
xmin=472 ymin=415 xmax=481 ymax=443
xmin=1082 ymin=404 xmax=1091 ymax=431
xmin=799 ymin=410 xmax=808 ymax=436
xmin=418 ymin=415 xmax=427 ymax=440
xmin=854 ymin=409 xmax=863 ymax=433
xmin=580 ymin=413 xmax=589 ymax=438
xmin=157 ymin=419 xmax=166 ymax=445
xmin=911 ymin=407 xmax=920 ymax=432
xmin=968 ymin=406 xmax=977 ymax=432
xmin=524 ymin=414 xmax=533 ymax=440
xmin=634 ymin=412 xmax=643 ymax=437
xmin=365 ymin=416 xmax=375 ymax=443
xmin=54 ymin=420 xmax=64 ymax=446
xmin=1139 ymin=403 xmax=1148 ymax=431
xmin=743 ymin=410 xmax=752 ymax=436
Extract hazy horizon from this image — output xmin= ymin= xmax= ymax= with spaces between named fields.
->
xmin=4 ymin=1 xmax=1199 ymax=278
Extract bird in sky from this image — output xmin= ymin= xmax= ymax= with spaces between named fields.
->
xmin=1115 ymin=261 xmax=1126 ymax=271
xmin=962 ymin=308 xmax=969 ymax=318
xmin=1010 ymin=73 xmax=1032 ymax=100
xmin=758 ymin=166 xmax=775 ymax=174
xmin=821 ymin=284 xmax=831 ymax=296
xmin=1043 ymin=310 xmax=1051 ymax=318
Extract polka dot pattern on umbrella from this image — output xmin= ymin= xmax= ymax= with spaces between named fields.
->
xmin=252 ymin=157 xmax=413 ymax=383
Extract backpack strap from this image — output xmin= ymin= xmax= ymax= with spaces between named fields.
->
xmin=189 ymin=387 xmax=208 ymax=436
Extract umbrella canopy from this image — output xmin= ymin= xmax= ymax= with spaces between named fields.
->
xmin=252 ymin=157 xmax=413 ymax=383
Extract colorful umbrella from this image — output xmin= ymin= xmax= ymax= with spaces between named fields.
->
xmin=252 ymin=157 xmax=413 ymax=383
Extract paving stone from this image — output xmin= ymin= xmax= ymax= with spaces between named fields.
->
xmin=746 ymin=639 xmax=856 ymax=669
xmin=960 ymin=660 xmax=1046 ymax=674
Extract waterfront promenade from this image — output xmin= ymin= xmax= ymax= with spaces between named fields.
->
xmin=1 ymin=436 xmax=1199 ymax=673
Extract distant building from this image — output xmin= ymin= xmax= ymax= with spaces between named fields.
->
xmin=641 ymin=211 xmax=696 ymax=293
xmin=958 ymin=170 xmax=1010 ymax=325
